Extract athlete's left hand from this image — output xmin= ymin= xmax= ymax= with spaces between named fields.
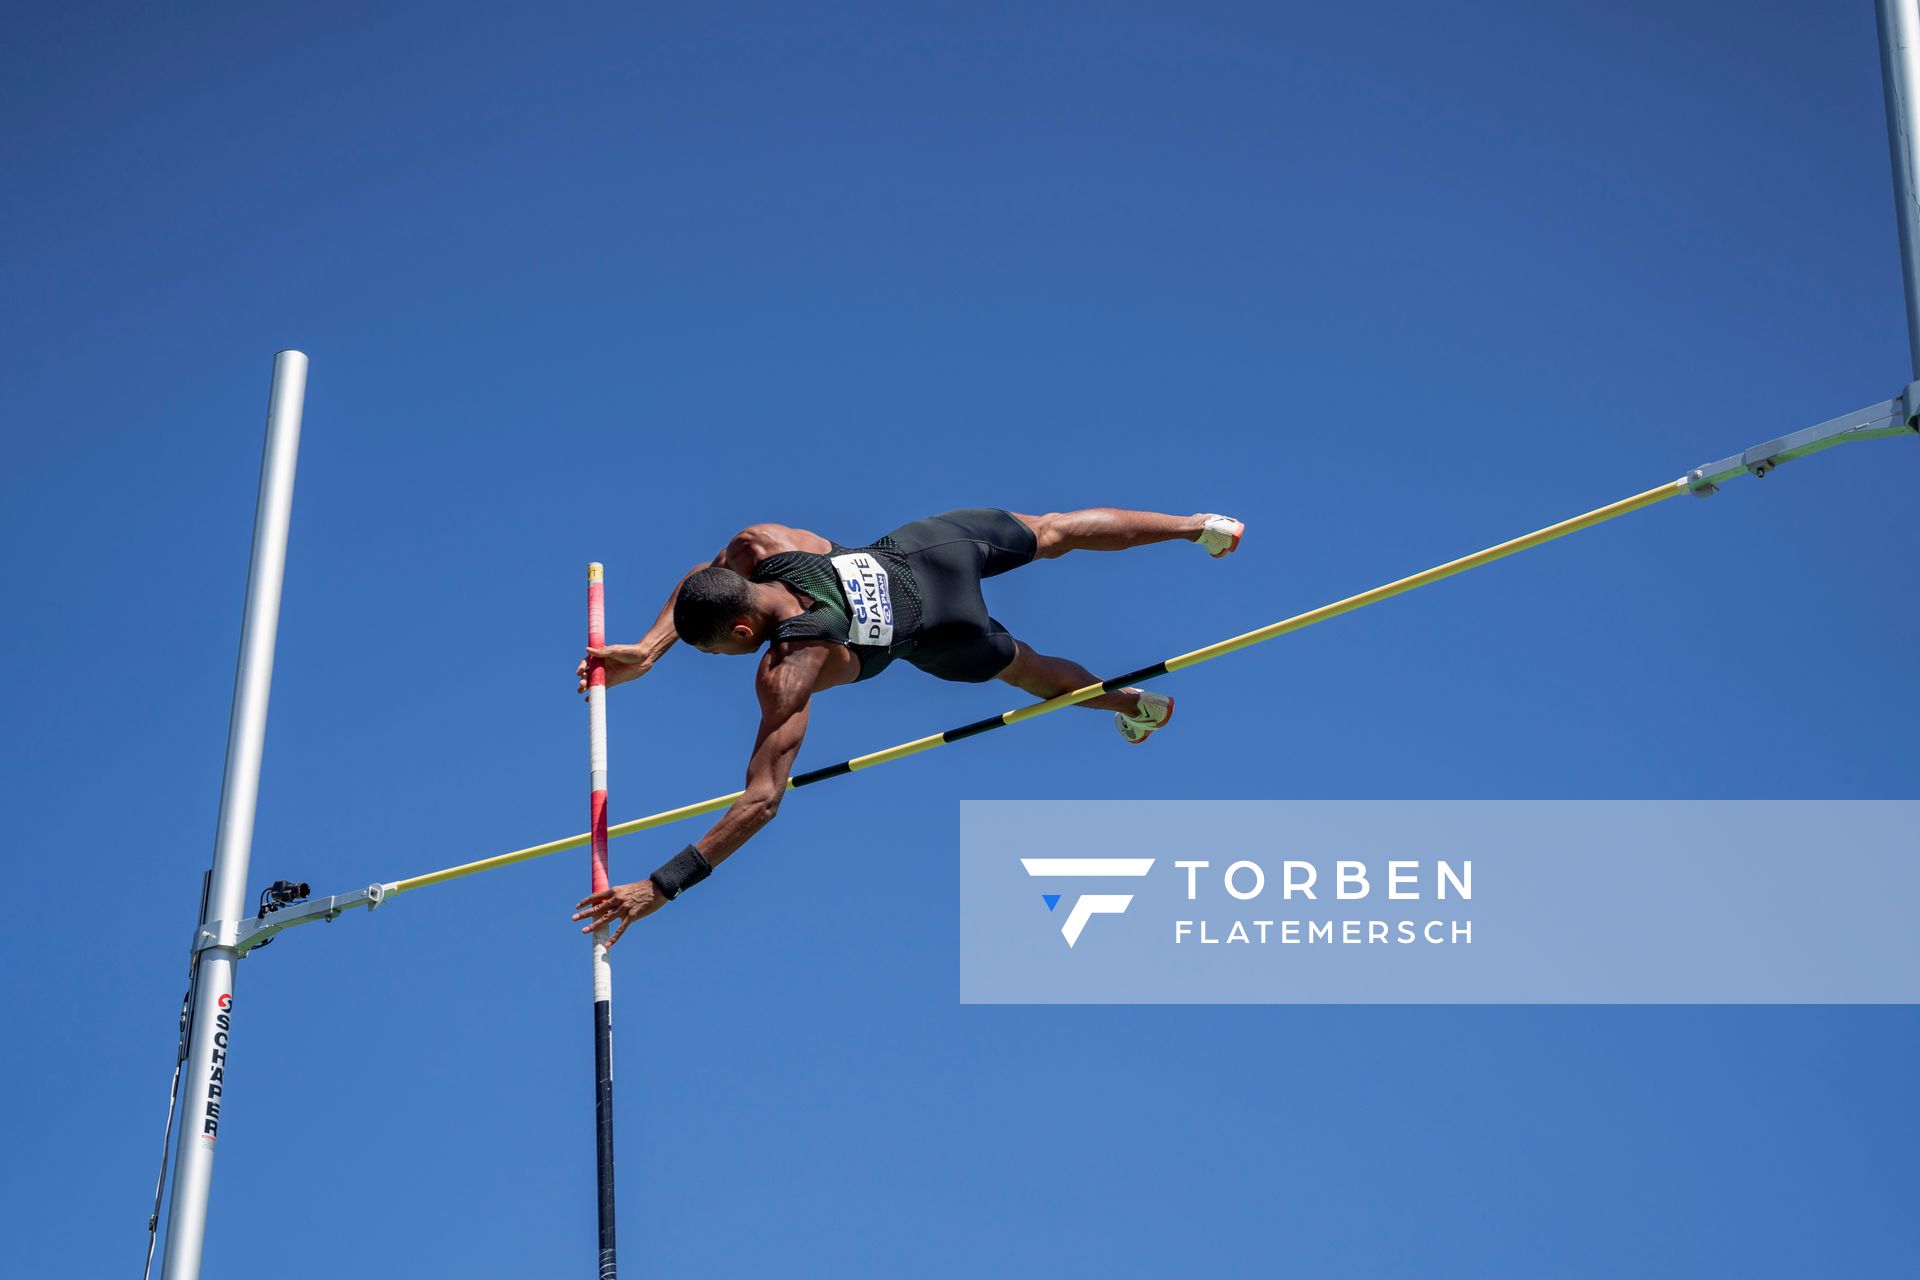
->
xmin=577 ymin=644 xmax=656 ymax=698
xmin=572 ymin=880 xmax=666 ymax=946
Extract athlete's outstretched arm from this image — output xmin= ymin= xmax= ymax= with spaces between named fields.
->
xmin=695 ymin=641 xmax=825 ymax=864
xmin=571 ymin=641 xmax=839 ymax=943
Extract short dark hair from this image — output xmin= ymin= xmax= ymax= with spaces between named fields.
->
xmin=674 ymin=566 xmax=755 ymax=645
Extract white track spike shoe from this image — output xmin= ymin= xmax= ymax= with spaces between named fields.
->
xmin=1197 ymin=515 xmax=1245 ymax=559
xmin=1115 ymin=691 xmax=1176 ymax=745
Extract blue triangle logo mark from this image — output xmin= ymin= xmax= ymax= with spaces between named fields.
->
xmin=1043 ymin=894 xmax=1061 ymax=911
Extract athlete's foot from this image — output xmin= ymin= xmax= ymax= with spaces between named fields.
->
xmin=1115 ymin=691 xmax=1175 ymax=744
xmin=1196 ymin=515 xmax=1245 ymax=558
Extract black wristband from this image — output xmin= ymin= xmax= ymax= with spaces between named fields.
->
xmin=649 ymin=844 xmax=712 ymax=899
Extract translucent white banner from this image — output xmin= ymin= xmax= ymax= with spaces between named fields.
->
xmin=959 ymin=800 xmax=1920 ymax=1004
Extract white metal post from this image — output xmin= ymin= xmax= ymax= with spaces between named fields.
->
xmin=1877 ymin=0 xmax=1920 ymax=377
xmin=158 ymin=351 xmax=308 ymax=1280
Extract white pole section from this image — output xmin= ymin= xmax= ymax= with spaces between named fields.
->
xmin=1878 ymin=0 xmax=1920 ymax=377
xmin=586 ymin=564 xmax=619 ymax=1279
xmin=159 ymin=351 xmax=308 ymax=1280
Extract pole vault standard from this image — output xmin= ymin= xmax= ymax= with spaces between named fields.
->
xmin=586 ymin=565 xmax=619 ymax=1280
xmin=158 ymin=351 xmax=307 ymax=1280
xmin=1882 ymin=0 xmax=1920 ymax=379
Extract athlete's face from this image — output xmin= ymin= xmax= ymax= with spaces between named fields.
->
xmin=697 ymin=621 xmax=762 ymax=656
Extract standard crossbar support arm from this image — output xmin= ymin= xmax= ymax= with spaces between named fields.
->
xmin=193 ymin=885 xmax=388 ymax=957
xmin=1686 ymin=390 xmax=1920 ymax=495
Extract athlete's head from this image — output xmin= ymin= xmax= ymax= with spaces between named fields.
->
xmin=675 ymin=566 xmax=765 ymax=655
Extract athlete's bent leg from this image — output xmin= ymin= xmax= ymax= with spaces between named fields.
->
xmin=1010 ymin=509 xmax=1211 ymax=559
xmin=994 ymin=641 xmax=1143 ymax=712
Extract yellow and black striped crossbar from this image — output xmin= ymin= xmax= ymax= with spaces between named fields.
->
xmin=388 ymin=477 xmax=1687 ymax=895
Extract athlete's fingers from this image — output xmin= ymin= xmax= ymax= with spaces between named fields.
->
xmin=607 ymin=917 xmax=633 ymax=948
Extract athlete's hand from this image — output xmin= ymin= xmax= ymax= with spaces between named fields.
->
xmin=578 ymin=644 xmax=655 ymax=697
xmin=572 ymin=880 xmax=666 ymax=946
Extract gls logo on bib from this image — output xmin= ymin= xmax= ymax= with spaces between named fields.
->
xmin=832 ymin=552 xmax=895 ymax=647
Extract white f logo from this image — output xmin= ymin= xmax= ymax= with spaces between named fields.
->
xmin=1020 ymin=858 xmax=1155 ymax=947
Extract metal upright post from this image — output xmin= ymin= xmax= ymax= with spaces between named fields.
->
xmin=1878 ymin=0 xmax=1920 ymax=376
xmin=159 ymin=351 xmax=308 ymax=1280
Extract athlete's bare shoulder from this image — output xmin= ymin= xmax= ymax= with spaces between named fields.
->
xmin=758 ymin=638 xmax=859 ymax=698
xmin=721 ymin=522 xmax=833 ymax=572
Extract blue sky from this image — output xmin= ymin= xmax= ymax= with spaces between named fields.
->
xmin=3 ymin=1 xmax=1916 ymax=1275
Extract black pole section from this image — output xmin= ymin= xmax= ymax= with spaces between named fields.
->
xmin=594 ymin=998 xmax=617 ymax=1279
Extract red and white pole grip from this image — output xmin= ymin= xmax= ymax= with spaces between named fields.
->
xmin=587 ymin=564 xmax=612 ymax=910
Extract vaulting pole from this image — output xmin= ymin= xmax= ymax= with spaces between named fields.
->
xmin=1878 ymin=0 xmax=1920 ymax=376
xmin=159 ymin=351 xmax=307 ymax=1280
xmin=585 ymin=564 xmax=619 ymax=1280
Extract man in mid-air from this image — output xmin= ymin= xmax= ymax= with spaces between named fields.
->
xmin=572 ymin=506 xmax=1244 ymax=942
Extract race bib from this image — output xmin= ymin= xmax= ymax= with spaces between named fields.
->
xmin=831 ymin=551 xmax=895 ymax=648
